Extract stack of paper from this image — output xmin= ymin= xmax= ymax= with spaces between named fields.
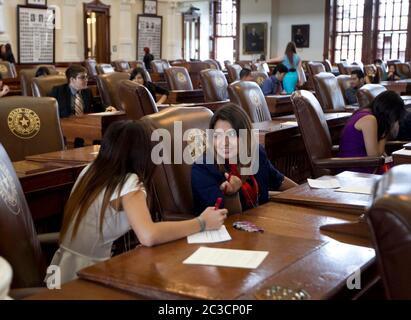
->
xmin=187 ymin=226 xmax=232 ymax=244
xmin=335 ymin=184 xmax=374 ymax=195
xmin=394 ymin=149 xmax=411 ymax=156
xmin=307 ymin=178 xmax=341 ymax=189
xmin=183 ymin=247 xmax=268 ymax=269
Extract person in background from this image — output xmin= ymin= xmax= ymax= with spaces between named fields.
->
xmin=0 ymin=44 xmax=16 ymax=64
xmin=374 ymin=59 xmax=388 ymax=81
xmin=49 ymin=65 xmax=116 ymax=118
xmin=143 ymin=47 xmax=154 ymax=71
xmin=0 ymin=73 xmax=10 ymax=97
xmin=191 ymin=104 xmax=297 ymax=215
xmin=346 ymin=69 xmax=366 ymax=105
xmin=365 ymin=66 xmax=379 ymax=84
xmin=47 ymin=120 xmax=227 ymax=284
xmin=387 ymin=64 xmax=401 ymax=81
xmin=239 ymin=68 xmax=253 ymax=81
xmin=261 ymin=63 xmax=288 ymax=96
xmin=35 ymin=67 xmax=51 ymax=78
xmin=266 ymin=42 xmax=302 ymax=94
xmin=338 ymin=91 xmax=406 ymax=173
xmin=129 ymin=67 xmax=169 ymax=105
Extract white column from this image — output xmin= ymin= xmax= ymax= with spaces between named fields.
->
xmin=61 ymin=0 xmax=81 ymax=61
xmin=117 ymin=0 xmax=134 ymax=60
xmin=0 ymin=0 xmax=9 ymax=44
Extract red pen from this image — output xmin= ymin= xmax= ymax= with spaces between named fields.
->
xmin=214 ymin=197 xmax=223 ymax=210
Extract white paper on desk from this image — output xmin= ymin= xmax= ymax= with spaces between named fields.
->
xmin=307 ymin=178 xmax=341 ymax=189
xmin=187 ymin=226 xmax=232 ymax=244
xmin=394 ymin=149 xmax=411 ymax=156
xmin=183 ymin=247 xmax=268 ymax=269
xmin=335 ymin=185 xmax=373 ymax=195
xmin=281 ymin=121 xmax=298 ymax=126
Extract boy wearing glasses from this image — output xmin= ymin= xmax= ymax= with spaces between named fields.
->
xmin=49 ymin=65 xmax=116 ymax=118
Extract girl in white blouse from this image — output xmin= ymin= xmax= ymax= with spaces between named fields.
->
xmin=48 ymin=120 xmax=227 ymax=284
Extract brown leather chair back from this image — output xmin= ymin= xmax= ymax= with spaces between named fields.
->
xmin=0 ymin=61 xmax=17 ymax=79
xmin=236 ymin=60 xmax=252 ymax=69
xmin=84 ymin=58 xmax=98 ymax=77
xmin=313 ymin=72 xmax=346 ymax=111
xmin=337 ymin=75 xmax=352 ymax=104
xmin=151 ymin=60 xmax=171 ymax=74
xmin=226 ymin=64 xmax=242 ymax=83
xmin=367 ymin=165 xmax=411 ymax=299
xmin=129 ymin=60 xmax=146 ymax=70
xmin=0 ymin=144 xmax=45 ymax=288
xmin=308 ymin=62 xmax=326 ymax=77
xmin=228 ymin=81 xmax=271 ymax=122
xmin=0 ymin=97 xmax=64 ymax=161
xmin=31 ymin=75 xmax=67 ymax=97
xmin=250 ymin=71 xmax=269 ymax=87
xmin=204 ymin=59 xmax=222 ymax=71
xmin=336 ymin=61 xmax=349 ymax=75
xmin=323 ymin=59 xmax=333 ymax=73
xmin=142 ymin=107 xmax=213 ymax=219
xmin=113 ymin=60 xmax=131 ymax=72
xmin=345 ymin=65 xmax=363 ymax=74
xmin=118 ymin=80 xmax=158 ymax=119
xmin=291 ymin=90 xmax=333 ymax=177
xmin=376 ymin=64 xmax=388 ymax=81
xmin=20 ymin=66 xmax=58 ymax=96
xmin=96 ymin=63 xmax=115 ymax=75
xmin=200 ymin=69 xmax=228 ymax=102
xmin=165 ymin=67 xmax=194 ymax=91
xmin=96 ymin=72 xmax=130 ymax=109
xmin=357 ymin=84 xmax=387 ymax=108
xmin=395 ymin=63 xmax=411 ymax=79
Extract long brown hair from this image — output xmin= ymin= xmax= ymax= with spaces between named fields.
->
xmin=285 ymin=42 xmax=297 ymax=68
xmin=209 ymin=103 xmax=256 ymax=180
xmin=60 ymin=120 xmax=156 ymax=242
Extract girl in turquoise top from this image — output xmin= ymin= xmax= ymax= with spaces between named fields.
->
xmin=267 ymin=42 xmax=302 ymax=94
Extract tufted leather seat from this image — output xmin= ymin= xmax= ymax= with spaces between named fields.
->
xmin=228 ymin=81 xmax=271 ymax=122
xmin=165 ymin=67 xmax=194 ymax=91
xmin=395 ymin=63 xmax=411 ymax=79
xmin=96 ymin=64 xmax=115 ymax=75
xmin=31 ymin=75 xmax=67 ymax=97
xmin=118 ymin=80 xmax=158 ymax=119
xmin=226 ymin=64 xmax=242 ymax=83
xmin=356 ymin=84 xmax=387 ymax=108
xmin=200 ymin=69 xmax=229 ymax=102
xmin=150 ymin=60 xmax=171 ymax=74
xmin=367 ymin=164 xmax=411 ymax=299
xmin=0 ymin=61 xmax=17 ymax=79
xmin=96 ymin=72 xmax=130 ymax=109
xmin=204 ymin=59 xmax=222 ymax=70
xmin=112 ymin=60 xmax=131 ymax=73
xmin=84 ymin=58 xmax=98 ymax=78
xmin=337 ymin=75 xmax=352 ymax=105
xmin=20 ymin=66 xmax=58 ymax=96
xmin=313 ymin=72 xmax=347 ymax=111
xmin=308 ymin=62 xmax=326 ymax=77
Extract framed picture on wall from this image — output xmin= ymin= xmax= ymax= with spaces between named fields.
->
xmin=242 ymin=23 xmax=267 ymax=55
xmin=137 ymin=15 xmax=162 ymax=60
xmin=292 ymin=24 xmax=310 ymax=48
xmin=143 ymin=0 xmax=157 ymax=15
xmin=26 ymin=0 xmax=47 ymax=7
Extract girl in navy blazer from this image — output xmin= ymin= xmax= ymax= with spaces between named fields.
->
xmin=191 ymin=104 xmax=297 ymax=215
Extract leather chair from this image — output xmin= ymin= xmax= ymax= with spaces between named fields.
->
xmin=204 ymin=59 xmax=222 ymax=70
xmin=367 ymin=164 xmax=411 ymax=299
xmin=356 ymin=84 xmax=387 ymax=108
xmin=291 ymin=90 xmax=384 ymax=177
xmin=395 ymin=63 xmax=411 ymax=79
xmin=376 ymin=64 xmax=388 ymax=81
xmin=228 ymin=81 xmax=271 ymax=122
xmin=84 ymin=58 xmax=98 ymax=78
xmin=236 ymin=60 xmax=252 ymax=69
xmin=345 ymin=65 xmax=363 ymax=74
xmin=142 ymin=107 xmax=213 ymax=220
xmin=226 ymin=64 xmax=242 ymax=83
xmin=96 ymin=63 xmax=115 ymax=75
xmin=20 ymin=66 xmax=58 ymax=97
xmin=118 ymin=80 xmax=158 ymax=120
xmin=250 ymin=71 xmax=269 ymax=87
xmin=31 ymin=75 xmax=67 ymax=97
xmin=337 ymin=75 xmax=352 ymax=105
xmin=150 ymin=60 xmax=171 ymax=74
xmin=113 ymin=60 xmax=131 ymax=73
xmin=0 ymin=61 xmax=17 ymax=79
xmin=165 ymin=67 xmax=194 ymax=91
xmin=336 ymin=61 xmax=350 ymax=75
xmin=96 ymin=72 xmax=130 ymax=109
xmin=200 ymin=69 xmax=229 ymax=102
xmin=224 ymin=60 xmax=232 ymax=70
xmin=0 ymin=97 xmax=64 ymax=161
xmin=0 ymin=143 xmax=56 ymax=290
xmin=324 ymin=59 xmax=339 ymax=76
xmin=313 ymin=72 xmax=347 ymax=111
xmin=129 ymin=60 xmax=146 ymax=70
xmin=308 ymin=61 xmax=326 ymax=77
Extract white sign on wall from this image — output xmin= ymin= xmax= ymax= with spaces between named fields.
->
xmin=137 ymin=15 xmax=162 ymax=60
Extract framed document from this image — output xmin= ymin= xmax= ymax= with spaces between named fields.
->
xmin=143 ymin=0 xmax=157 ymax=15
xmin=137 ymin=15 xmax=162 ymax=60
xmin=17 ymin=5 xmax=55 ymax=64
xmin=26 ymin=0 xmax=47 ymax=7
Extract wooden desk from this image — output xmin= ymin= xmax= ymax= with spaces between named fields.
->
xmin=392 ymin=148 xmax=411 ymax=166
xmin=158 ymin=100 xmax=229 ymax=113
xmin=256 ymin=113 xmax=351 ymax=183
xmin=404 ymin=142 xmax=411 ymax=150
xmin=381 ymin=80 xmax=411 ymax=95
xmin=271 ymin=171 xmax=379 ymax=215
xmin=60 ymin=111 xmax=128 ymax=146
xmin=167 ymin=90 xmax=204 ymax=104
xmin=26 ymin=202 xmax=377 ymax=300
xmin=26 ymin=145 xmax=99 ymax=164
xmin=265 ymin=95 xmax=294 ymax=117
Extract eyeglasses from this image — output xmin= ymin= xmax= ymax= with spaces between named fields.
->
xmin=77 ymin=74 xmax=88 ymax=80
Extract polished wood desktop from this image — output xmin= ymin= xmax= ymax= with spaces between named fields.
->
xmin=166 ymin=89 xmax=205 ymax=104
xmin=25 ymin=202 xmax=377 ymax=300
xmin=265 ymin=95 xmax=294 ymax=117
xmin=392 ymin=148 xmax=411 ymax=166
xmin=381 ymin=80 xmax=411 ymax=95
xmin=271 ymin=171 xmax=379 ymax=215
xmin=25 ymin=145 xmax=100 ymax=164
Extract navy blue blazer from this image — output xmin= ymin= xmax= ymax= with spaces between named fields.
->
xmin=191 ymin=145 xmax=284 ymax=215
